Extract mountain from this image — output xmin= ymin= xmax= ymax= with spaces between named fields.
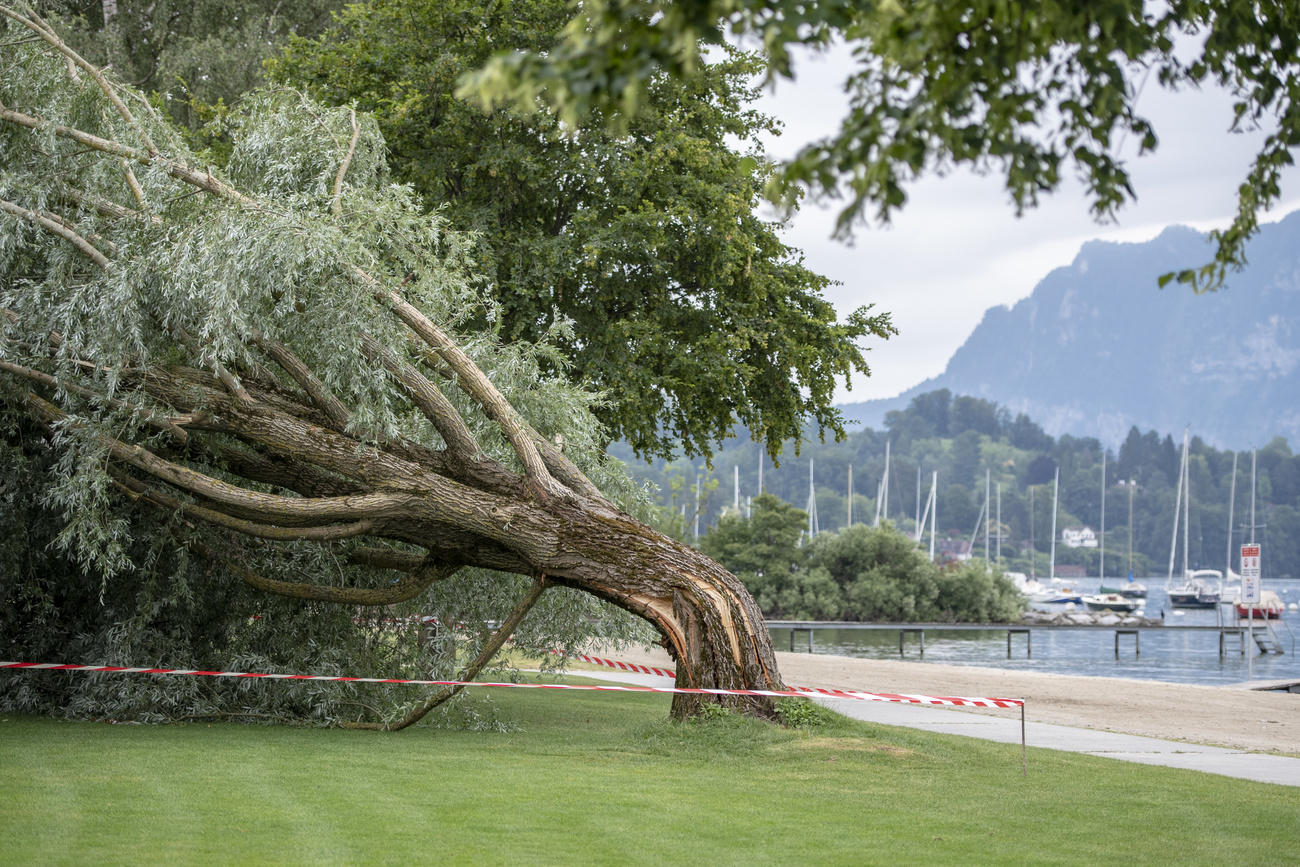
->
xmin=838 ymin=210 xmax=1300 ymax=449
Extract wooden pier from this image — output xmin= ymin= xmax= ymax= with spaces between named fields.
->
xmin=766 ymin=620 xmax=1290 ymax=659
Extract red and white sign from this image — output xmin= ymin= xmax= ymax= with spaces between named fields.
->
xmin=1240 ymin=543 xmax=1262 ymax=604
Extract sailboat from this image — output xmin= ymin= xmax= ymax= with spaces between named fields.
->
xmin=1043 ymin=467 xmax=1083 ymax=604
xmin=1100 ymin=470 xmax=1147 ymax=598
xmin=1165 ymin=429 xmax=1222 ymax=608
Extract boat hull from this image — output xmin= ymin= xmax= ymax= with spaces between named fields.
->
xmin=1168 ymin=591 xmax=1218 ymax=609
xmin=1099 ymin=583 xmax=1148 ymax=599
xmin=1082 ymin=594 xmax=1140 ymax=613
xmin=1236 ymin=604 xmax=1282 ymax=619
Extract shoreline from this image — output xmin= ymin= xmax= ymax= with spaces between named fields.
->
xmin=592 ymin=643 xmax=1299 ymax=754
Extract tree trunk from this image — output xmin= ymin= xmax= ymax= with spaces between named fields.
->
xmin=536 ymin=496 xmax=783 ymax=719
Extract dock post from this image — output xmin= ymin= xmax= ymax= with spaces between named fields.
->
xmin=899 ymin=628 xmax=924 ymax=658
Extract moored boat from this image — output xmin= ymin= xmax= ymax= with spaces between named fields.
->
xmin=1082 ymin=593 xmax=1140 ymax=613
xmin=1236 ymin=590 xmax=1285 ymax=620
xmin=1168 ymin=569 xmax=1223 ymax=608
xmin=1099 ymin=576 xmax=1148 ymax=599
xmin=1164 ymin=431 xmax=1222 ymax=609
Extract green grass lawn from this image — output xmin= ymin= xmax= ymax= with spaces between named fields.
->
xmin=1 ymin=680 xmax=1297 ymax=865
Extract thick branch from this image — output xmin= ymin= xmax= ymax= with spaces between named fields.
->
xmin=114 ymin=471 xmax=377 ymax=543
xmin=360 ymin=270 xmax=564 ymax=499
xmin=348 ymin=574 xmax=549 ymax=731
xmin=250 ymin=329 xmax=351 ymax=431
xmin=24 ymin=392 xmax=418 ymax=527
xmin=0 ymin=359 xmax=190 ymax=443
xmin=360 ymin=332 xmax=479 ymax=459
xmin=121 ymin=161 xmax=148 ymax=209
xmin=346 ymin=547 xmax=427 ymax=572
xmin=533 ymin=434 xmax=610 ymax=504
xmin=186 ymin=538 xmax=459 ymax=606
xmin=59 ymin=185 xmax=159 ymax=224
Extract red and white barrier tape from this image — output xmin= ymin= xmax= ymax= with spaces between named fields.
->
xmin=0 ymin=660 xmax=1023 ymax=709
xmin=558 ymin=652 xmax=1025 ymax=709
xmin=559 ymin=651 xmax=677 ymax=679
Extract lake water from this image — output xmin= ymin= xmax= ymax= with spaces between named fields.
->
xmin=767 ymin=578 xmax=1300 ymax=687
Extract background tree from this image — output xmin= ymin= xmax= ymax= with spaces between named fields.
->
xmin=0 ymin=9 xmax=782 ymax=723
xmin=43 ymin=0 xmax=344 ymax=131
xmin=270 ymin=0 xmax=893 ymax=460
xmin=466 ymin=0 xmax=1299 ymax=290
xmin=699 ymin=493 xmax=841 ymax=619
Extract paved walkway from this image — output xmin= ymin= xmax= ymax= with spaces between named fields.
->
xmin=570 ymin=670 xmax=1300 ymax=787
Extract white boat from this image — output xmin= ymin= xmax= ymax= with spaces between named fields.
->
xmin=1082 ymin=593 xmax=1140 ymax=613
xmin=1168 ymin=568 xmax=1223 ymax=609
xmin=1006 ymin=571 xmax=1059 ymax=604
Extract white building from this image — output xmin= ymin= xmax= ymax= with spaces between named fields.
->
xmin=1061 ymin=526 xmax=1098 ymax=548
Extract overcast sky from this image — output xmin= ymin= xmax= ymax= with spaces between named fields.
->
xmin=753 ymin=46 xmax=1300 ymax=405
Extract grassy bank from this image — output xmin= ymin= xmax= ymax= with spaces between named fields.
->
xmin=1 ymin=680 xmax=1296 ymax=865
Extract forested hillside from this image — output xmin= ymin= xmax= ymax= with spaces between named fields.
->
xmin=615 ymin=390 xmax=1300 ymax=579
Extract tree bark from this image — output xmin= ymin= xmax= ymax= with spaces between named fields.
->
xmin=536 ymin=497 xmax=783 ymax=718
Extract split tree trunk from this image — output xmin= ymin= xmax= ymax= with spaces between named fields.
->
xmin=534 ymin=495 xmax=783 ymax=719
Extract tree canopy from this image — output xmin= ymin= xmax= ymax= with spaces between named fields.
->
xmin=466 ymin=0 xmax=1300 ymax=291
xmin=269 ymin=0 xmax=893 ymax=460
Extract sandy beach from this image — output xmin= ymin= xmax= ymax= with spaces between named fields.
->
xmin=593 ymin=644 xmax=1299 ymax=754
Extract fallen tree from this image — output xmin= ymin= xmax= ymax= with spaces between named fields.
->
xmin=0 ymin=6 xmax=783 ymax=725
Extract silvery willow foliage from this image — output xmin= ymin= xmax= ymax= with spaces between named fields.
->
xmin=0 ymin=6 xmax=654 ymax=727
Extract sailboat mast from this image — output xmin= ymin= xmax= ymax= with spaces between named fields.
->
xmin=807 ymin=458 xmax=819 ymax=538
xmin=985 ymin=468 xmax=991 ymax=562
xmin=1250 ymin=447 xmax=1257 ymax=544
xmin=1099 ymin=451 xmax=1106 ymax=580
xmin=915 ymin=466 xmax=922 ymax=540
xmin=1226 ymin=452 xmax=1237 ymax=574
xmin=929 ymin=471 xmax=937 ymax=561
xmin=733 ymin=465 xmax=739 ymax=512
xmin=996 ymin=482 xmax=1002 ymax=569
xmin=1183 ymin=435 xmax=1190 ymax=575
xmin=757 ymin=449 xmax=764 ymax=496
xmin=882 ymin=440 xmax=891 ymax=525
xmin=1167 ymin=430 xmax=1187 ymax=581
xmin=693 ymin=473 xmax=701 ymax=541
xmin=847 ymin=463 xmax=853 ymax=528
xmin=1049 ymin=467 xmax=1059 ymax=582
xmin=1029 ymin=486 xmax=1036 ymax=582
xmin=1127 ymin=480 xmax=1135 ymax=578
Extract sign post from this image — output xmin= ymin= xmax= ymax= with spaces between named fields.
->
xmin=1240 ymin=544 xmax=1262 ymax=680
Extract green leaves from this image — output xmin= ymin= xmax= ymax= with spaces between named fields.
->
xmin=276 ymin=0 xmax=887 ymax=460
xmin=461 ymin=0 xmax=1300 ymax=294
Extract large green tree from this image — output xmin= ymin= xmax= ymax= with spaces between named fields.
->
xmin=0 ymin=7 xmax=783 ymax=723
xmin=271 ymin=0 xmax=893 ymax=460
xmin=468 ymin=0 xmax=1300 ymax=291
